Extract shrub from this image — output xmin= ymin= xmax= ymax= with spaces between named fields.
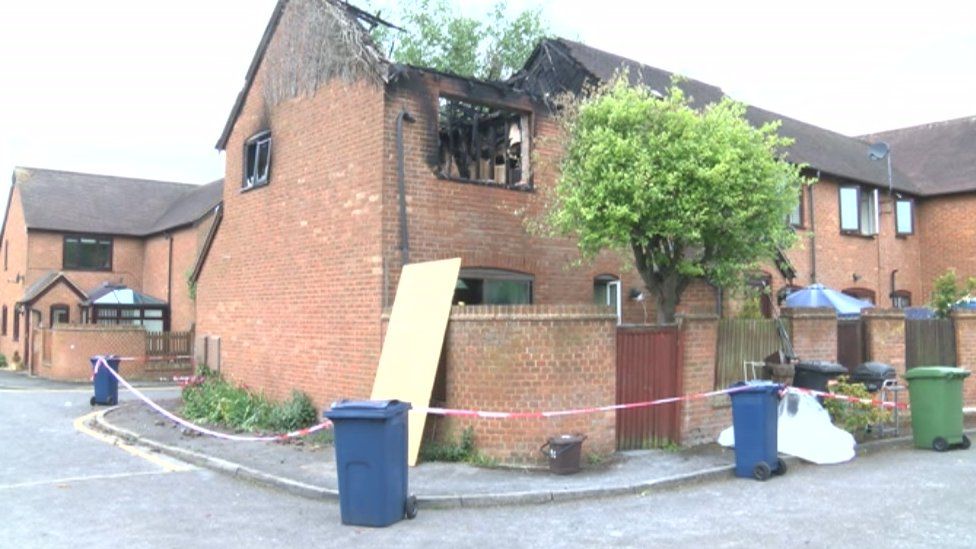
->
xmin=420 ymin=427 xmax=476 ymax=462
xmin=824 ymin=376 xmax=891 ymax=435
xmin=181 ymin=371 xmax=317 ymax=433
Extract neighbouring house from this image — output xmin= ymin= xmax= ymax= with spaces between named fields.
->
xmin=0 ymin=167 xmax=222 ymax=377
xmin=194 ymin=0 xmax=975 ymax=461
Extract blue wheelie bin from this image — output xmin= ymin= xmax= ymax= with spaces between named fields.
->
xmin=323 ymin=400 xmax=416 ymax=527
xmin=729 ymin=381 xmax=786 ymax=481
xmin=89 ymin=355 xmax=121 ymax=406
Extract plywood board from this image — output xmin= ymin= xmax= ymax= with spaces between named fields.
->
xmin=371 ymin=258 xmax=461 ymax=466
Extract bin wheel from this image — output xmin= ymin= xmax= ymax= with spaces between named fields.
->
xmin=90 ymin=396 xmax=96 ymax=406
xmin=933 ymin=437 xmax=949 ymax=452
xmin=108 ymin=395 xmax=117 ymax=406
xmin=404 ymin=495 xmax=418 ymax=520
xmin=773 ymin=458 xmax=788 ymax=476
xmin=753 ymin=462 xmax=771 ymax=481
xmin=961 ymin=435 xmax=971 ymax=450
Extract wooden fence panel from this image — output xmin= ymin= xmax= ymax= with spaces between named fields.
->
xmin=837 ymin=319 xmax=865 ymax=372
xmin=616 ymin=326 xmax=682 ymax=449
xmin=906 ymin=319 xmax=956 ymax=369
xmin=146 ymin=331 xmax=193 ymax=358
xmin=715 ymin=319 xmax=780 ymax=388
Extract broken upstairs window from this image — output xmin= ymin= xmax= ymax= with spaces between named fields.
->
xmin=243 ymin=130 xmax=271 ymax=189
xmin=438 ymin=96 xmax=530 ymax=189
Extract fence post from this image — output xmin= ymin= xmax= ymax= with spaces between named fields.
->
xmin=676 ymin=313 xmax=721 ymax=446
xmin=781 ymin=307 xmax=837 ymax=362
xmin=862 ymin=308 xmax=906 ymax=375
xmin=951 ymin=310 xmax=976 ymax=407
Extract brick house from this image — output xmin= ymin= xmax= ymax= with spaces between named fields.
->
xmin=0 ymin=167 xmax=222 ymax=374
xmin=195 ymin=1 xmax=974 ymax=455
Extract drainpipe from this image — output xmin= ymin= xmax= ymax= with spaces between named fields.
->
xmin=166 ymin=233 xmax=173 ymax=310
xmin=396 ymin=110 xmax=415 ymax=266
xmin=890 ymin=269 xmax=898 ymax=306
xmin=809 ymin=171 xmax=819 ymax=284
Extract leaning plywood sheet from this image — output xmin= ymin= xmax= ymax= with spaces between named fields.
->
xmin=371 ymin=258 xmax=461 ymax=466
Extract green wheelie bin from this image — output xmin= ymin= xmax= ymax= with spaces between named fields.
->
xmin=904 ymin=367 xmax=971 ymax=451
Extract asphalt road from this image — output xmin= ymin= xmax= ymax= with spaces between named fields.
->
xmin=2 ymin=374 xmax=974 ymax=548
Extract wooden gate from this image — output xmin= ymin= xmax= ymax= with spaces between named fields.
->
xmin=616 ymin=326 xmax=682 ymax=449
xmin=715 ymin=319 xmax=780 ymax=388
xmin=837 ymin=319 xmax=865 ymax=372
xmin=906 ymin=318 xmax=956 ymax=369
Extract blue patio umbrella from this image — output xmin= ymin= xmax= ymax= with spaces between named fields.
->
xmin=783 ymin=284 xmax=874 ymax=318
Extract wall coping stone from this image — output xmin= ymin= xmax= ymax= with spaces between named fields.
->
xmin=862 ymin=309 xmax=906 ymax=320
xmin=951 ymin=310 xmax=976 ymax=320
xmin=780 ymin=307 xmax=837 ymax=320
xmin=382 ymin=304 xmax=617 ymax=322
xmin=47 ymin=324 xmax=147 ymax=333
xmin=675 ymin=313 xmax=719 ymax=322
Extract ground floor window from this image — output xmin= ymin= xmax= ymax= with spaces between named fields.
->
xmin=92 ymin=306 xmax=166 ymax=332
xmin=50 ymin=304 xmax=69 ymax=327
xmin=593 ymin=275 xmax=621 ymax=324
xmin=453 ymin=268 xmax=533 ymax=305
xmin=891 ymin=290 xmax=911 ymax=308
xmin=843 ymin=287 xmax=876 ymax=304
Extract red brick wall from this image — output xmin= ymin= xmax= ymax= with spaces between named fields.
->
xmin=776 ymin=176 xmax=923 ymax=310
xmin=195 ymin=19 xmax=387 ymax=410
xmin=27 ymin=231 xmax=145 ymax=293
xmin=918 ymin=194 xmax=976 ymax=301
xmin=42 ymin=325 xmax=145 ymax=381
xmin=0 ymin=184 xmax=30 ymax=360
xmin=143 ymin=228 xmax=198 ymax=332
xmin=677 ymin=314 xmax=730 ymax=446
xmin=782 ymin=307 xmax=837 ymax=361
xmin=379 ymin=73 xmax=713 ymax=325
xmin=863 ymin=309 xmax=906 ymax=375
xmin=438 ymin=305 xmax=616 ymax=465
xmin=951 ymin=310 xmax=976 ymax=407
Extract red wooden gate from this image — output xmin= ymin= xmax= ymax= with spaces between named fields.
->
xmin=616 ymin=325 xmax=683 ymax=449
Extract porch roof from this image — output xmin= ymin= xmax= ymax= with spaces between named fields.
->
xmin=84 ymin=284 xmax=166 ymax=307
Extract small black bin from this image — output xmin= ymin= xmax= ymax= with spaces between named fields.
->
xmin=793 ymin=360 xmax=847 ymax=393
xmin=850 ymin=362 xmax=896 ymax=392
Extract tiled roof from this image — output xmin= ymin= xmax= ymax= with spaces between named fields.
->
xmin=14 ymin=168 xmax=222 ymax=236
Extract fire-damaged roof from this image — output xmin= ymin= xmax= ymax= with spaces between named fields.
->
xmin=12 ymin=168 xmax=222 ymax=237
xmin=512 ymin=38 xmax=924 ymax=195
xmin=861 ymin=117 xmax=976 ymax=196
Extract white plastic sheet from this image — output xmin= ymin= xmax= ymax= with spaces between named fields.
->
xmin=718 ymin=389 xmax=855 ymax=465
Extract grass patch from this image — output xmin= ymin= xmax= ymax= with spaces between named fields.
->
xmin=181 ymin=366 xmax=317 ymax=433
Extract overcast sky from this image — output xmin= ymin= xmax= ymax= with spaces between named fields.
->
xmin=1 ymin=0 xmax=973 ymax=200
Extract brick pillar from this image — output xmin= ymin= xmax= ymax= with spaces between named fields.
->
xmin=781 ymin=307 xmax=837 ymax=361
xmin=863 ymin=309 xmax=906 ymax=376
xmin=677 ymin=313 xmax=729 ymax=446
xmin=951 ymin=310 xmax=976 ymax=408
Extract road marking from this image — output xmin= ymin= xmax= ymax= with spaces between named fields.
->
xmin=0 ymin=386 xmax=178 ymax=394
xmin=0 ymin=470 xmax=172 ymax=491
xmin=73 ymin=411 xmax=196 ymax=473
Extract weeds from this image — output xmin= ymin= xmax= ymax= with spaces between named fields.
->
xmin=181 ymin=366 xmax=317 ymax=433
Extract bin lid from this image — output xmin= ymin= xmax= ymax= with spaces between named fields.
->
xmin=323 ymin=399 xmax=412 ymax=420
xmin=548 ymin=434 xmax=585 ymax=445
xmin=851 ymin=362 xmax=896 ymax=379
xmin=730 ymin=380 xmax=782 ymax=394
xmin=795 ymin=360 xmax=847 ymax=374
xmin=903 ymin=367 xmax=971 ymax=380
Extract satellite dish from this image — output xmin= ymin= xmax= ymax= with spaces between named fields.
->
xmin=868 ymin=141 xmax=890 ymax=160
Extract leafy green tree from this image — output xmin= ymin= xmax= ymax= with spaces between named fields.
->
xmin=930 ymin=268 xmax=976 ymax=318
xmin=548 ymin=77 xmax=808 ymax=324
xmin=368 ymin=0 xmax=547 ymax=80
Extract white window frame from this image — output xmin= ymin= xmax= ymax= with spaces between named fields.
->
xmin=243 ymin=130 xmax=271 ymax=189
xmin=594 ymin=276 xmax=622 ymax=325
xmin=840 ymin=185 xmax=878 ymax=236
xmin=895 ymin=198 xmax=914 ymax=235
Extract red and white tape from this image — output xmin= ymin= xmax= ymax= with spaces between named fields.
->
xmin=783 ymin=385 xmax=908 ymax=410
xmin=92 ymin=356 xmax=332 ymax=442
xmin=92 ymin=354 xmax=905 ymax=443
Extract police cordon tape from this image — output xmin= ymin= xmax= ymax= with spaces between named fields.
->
xmin=784 ymin=385 xmax=909 ymax=410
xmin=92 ymin=355 xmax=906 ymax=442
xmin=93 ymin=356 xmax=333 ymax=442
